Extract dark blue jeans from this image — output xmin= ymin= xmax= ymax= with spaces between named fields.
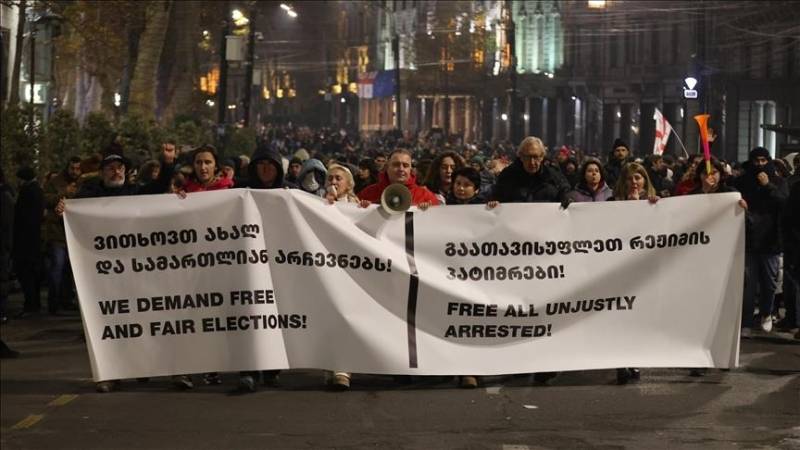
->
xmin=743 ymin=252 xmax=780 ymax=328
xmin=783 ymin=267 xmax=799 ymax=328
xmin=46 ymin=243 xmax=74 ymax=313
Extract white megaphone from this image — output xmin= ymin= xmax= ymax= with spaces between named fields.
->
xmin=380 ymin=183 xmax=412 ymax=215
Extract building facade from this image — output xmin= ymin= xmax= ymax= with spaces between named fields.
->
xmin=360 ymin=0 xmax=798 ymax=162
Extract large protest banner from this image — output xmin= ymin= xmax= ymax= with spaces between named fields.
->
xmin=65 ymin=190 xmax=744 ymax=381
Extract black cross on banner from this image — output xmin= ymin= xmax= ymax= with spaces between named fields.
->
xmin=404 ymin=211 xmax=419 ymax=368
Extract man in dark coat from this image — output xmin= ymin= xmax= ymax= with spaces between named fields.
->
xmin=13 ymin=167 xmax=45 ymax=317
xmin=57 ymin=147 xmax=175 ymax=393
xmin=491 ymin=137 xmax=569 ymax=384
xmin=492 ymin=136 xmax=570 ymax=204
xmin=605 ymin=138 xmax=633 ymax=189
xmin=43 ymin=157 xmax=82 ymax=314
xmin=734 ymin=147 xmax=789 ymax=334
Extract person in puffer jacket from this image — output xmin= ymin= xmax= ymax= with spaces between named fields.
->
xmin=567 ymin=158 xmax=613 ymax=203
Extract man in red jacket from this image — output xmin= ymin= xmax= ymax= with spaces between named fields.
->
xmin=358 ymin=148 xmax=440 ymax=208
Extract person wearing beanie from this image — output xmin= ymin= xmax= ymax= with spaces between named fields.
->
xmin=12 ymin=166 xmax=45 ymax=319
xmin=605 ymin=138 xmax=632 ymax=189
xmin=285 ymin=157 xmax=303 ymax=186
xmin=220 ymin=159 xmax=237 ymax=181
xmin=55 ymin=146 xmax=177 ymax=393
xmin=734 ymin=147 xmax=789 ymax=335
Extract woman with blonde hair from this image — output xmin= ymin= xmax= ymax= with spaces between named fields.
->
xmin=610 ymin=162 xmax=657 ymax=385
xmin=324 ymin=164 xmax=359 ymax=204
xmin=613 ymin=162 xmax=658 ymax=202
xmin=324 ymin=163 xmax=359 ymax=390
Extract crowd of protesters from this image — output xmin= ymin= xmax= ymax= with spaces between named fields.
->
xmin=1 ymin=123 xmax=798 ymax=392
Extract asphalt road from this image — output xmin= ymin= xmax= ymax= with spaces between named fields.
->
xmin=2 ymin=301 xmax=799 ymax=449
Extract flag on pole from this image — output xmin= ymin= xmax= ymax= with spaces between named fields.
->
xmin=653 ymin=108 xmax=673 ymax=155
xmin=357 ymin=72 xmax=376 ymax=99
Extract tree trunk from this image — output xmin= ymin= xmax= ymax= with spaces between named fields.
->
xmin=127 ymin=0 xmax=172 ymax=120
xmin=8 ymin=0 xmax=28 ymax=105
xmin=119 ymin=21 xmax=144 ymax=115
xmin=161 ymin=0 xmax=200 ymax=123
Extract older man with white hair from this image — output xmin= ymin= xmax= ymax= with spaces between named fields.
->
xmin=492 ymin=136 xmax=571 ymax=204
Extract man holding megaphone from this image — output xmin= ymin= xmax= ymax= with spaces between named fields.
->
xmin=358 ymin=149 xmax=440 ymax=211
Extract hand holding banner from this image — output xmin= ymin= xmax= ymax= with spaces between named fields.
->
xmin=65 ymin=190 xmax=744 ymax=381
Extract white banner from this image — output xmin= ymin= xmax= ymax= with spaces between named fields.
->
xmin=65 ymin=190 xmax=744 ymax=381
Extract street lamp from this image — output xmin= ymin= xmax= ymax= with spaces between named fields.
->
xmin=280 ymin=3 xmax=298 ymax=18
xmin=232 ymin=9 xmax=249 ymax=26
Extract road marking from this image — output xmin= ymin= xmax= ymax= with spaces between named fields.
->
xmin=11 ymin=414 xmax=44 ymax=430
xmin=48 ymin=394 xmax=79 ymax=407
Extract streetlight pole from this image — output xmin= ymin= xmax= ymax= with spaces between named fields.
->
xmin=443 ymin=35 xmax=450 ymax=138
xmin=392 ymin=34 xmax=401 ymax=132
xmin=507 ymin=0 xmax=518 ymax=144
xmin=29 ymin=22 xmax=36 ymax=131
xmin=243 ymin=6 xmax=255 ymax=128
xmin=217 ymin=2 xmax=229 ymax=133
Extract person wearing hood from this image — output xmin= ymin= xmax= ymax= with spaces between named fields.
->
xmin=568 ymin=159 xmax=613 ymax=202
xmin=237 ymin=143 xmax=287 ymax=393
xmin=605 ymin=138 xmax=633 ymax=189
xmin=243 ymin=144 xmax=291 ymax=190
xmin=358 ymin=148 xmax=440 ymax=207
xmin=297 ymin=158 xmax=328 ymax=197
xmin=734 ymin=147 xmax=789 ymax=334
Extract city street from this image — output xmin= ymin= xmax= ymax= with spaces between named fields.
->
xmin=2 ymin=293 xmax=798 ymax=450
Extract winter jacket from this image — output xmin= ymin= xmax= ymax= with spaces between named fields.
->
xmin=568 ymin=183 xmax=613 ymax=203
xmin=734 ymin=161 xmax=788 ymax=253
xmin=358 ymin=172 xmax=440 ymax=206
xmin=76 ymin=179 xmax=141 ymax=199
xmin=297 ymin=158 xmax=328 ymax=197
xmin=605 ymin=157 xmax=632 ymax=189
xmin=492 ymin=160 xmax=570 ymax=203
xmin=445 ymin=192 xmax=487 ymax=205
xmin=43 ymin=171 xmax=78 ymax=245
xmin=12 ymin=180 xmax=45 ymax=261
xmin=183 ymin=175 xmax=234 ymax=193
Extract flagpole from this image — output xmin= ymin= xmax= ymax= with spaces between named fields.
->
xmin=672 ymin=131 xmax=691 ymax=159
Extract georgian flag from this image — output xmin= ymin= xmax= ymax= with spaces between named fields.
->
xmin=653 ymin=108 xmax=673 ymax=155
